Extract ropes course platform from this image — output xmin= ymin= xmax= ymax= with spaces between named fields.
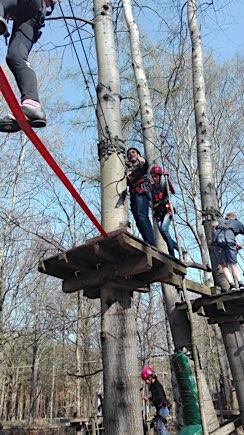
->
xmin=38 ymin=228 xmax=212 ymax=299
xmin=175 ymin=291 xmax=244 ymax=324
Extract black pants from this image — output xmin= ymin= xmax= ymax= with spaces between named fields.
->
xmin=0 ymin=0 xmax=45 ymax=102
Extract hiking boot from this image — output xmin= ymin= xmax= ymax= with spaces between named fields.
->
xmin=0 ymin=17 xmax=8 ymax=36
xmin=21 ymin=105 xmax=47 ymax=128
xmin=238 ymin=282 xmax=244 ymax=292
xmin=0 ymin=114 xmax=20 ymax=133
xmin=229 ymin=283 xmax=237 ymax=292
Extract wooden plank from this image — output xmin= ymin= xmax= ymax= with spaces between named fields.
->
xmin=216 ymin=299 xmax=226 ymax=311
xmin=141 ymin=264 xmax=174 ymax=284
xmin=193 ymin=291 xmax=244 ymax=311
xmin=38 ymin=259 xmax=79 ymax=279
xmin=208 ymin=315 xmax=244 ymax=324
xmin=117 ymin=233 xmax=186 ymax=275
xmin=164 ymin=275 xmax=212 ymax=296
xmin=210 ymin=421 xmax=236 ymax=435
xmin=82 ymin=279 xmax=149 ymax=299
xmin=62 ymin=254 xmax=153 ymax=293
xmin=93 ymin=243 xmax=122 ymax=263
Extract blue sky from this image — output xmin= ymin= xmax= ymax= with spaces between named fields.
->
xmin=201 ymin=0 xmax=244 ymax=60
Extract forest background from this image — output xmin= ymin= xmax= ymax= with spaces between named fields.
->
xmin=0 ymin=0 xmax=243 ymax=425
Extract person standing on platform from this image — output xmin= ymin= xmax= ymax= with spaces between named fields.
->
xmin=126 ymin=147 xmax=155 ymax=247
xmin=150 ymin=165 xmax=178 ymax=257
xmin=212 ymin=212 xmax=244 ymax=292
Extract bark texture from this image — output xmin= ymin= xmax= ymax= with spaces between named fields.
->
xmin=188 ymin=0 xmax=244 ymax=424
xmin=93 ymin=1 xmax=143 ymax=433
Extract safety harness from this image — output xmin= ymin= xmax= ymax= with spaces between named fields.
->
xmin=214 ymin=219 xmax=236 ymax=247
xmin=151 ymin=185 xmax=170 ymax=220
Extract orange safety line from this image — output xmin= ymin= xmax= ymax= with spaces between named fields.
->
xmin=0 ymin=67 xmax=107 ymax=238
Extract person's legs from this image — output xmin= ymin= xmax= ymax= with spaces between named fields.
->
xmin=6 ymin=20 xmax=40 ymax=103
xmin=158 ymin=214 xmax=178 ymax=257
xmin=221 ymin=264 xmax=233 ymax=284
xmin=156 ymin=407 xmax=169 ymax=435
xmin=0 ymin=0 xmax=46 ymax=132
xmin=131 ymin=193 xmax=155 ymax=246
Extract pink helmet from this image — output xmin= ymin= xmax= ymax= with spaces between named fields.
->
xmin=141 ymin=367 xmax=154 ymax=380
xmin=150 ymin=165 xmax=163 ymax=175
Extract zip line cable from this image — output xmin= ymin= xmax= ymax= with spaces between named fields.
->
xmin=63 ymin=2 xmax=161 ymax=154
xmin=59 ymin=3 xmax=112 ymax=144
xmin=0 ymin=67 xmax=107 ymax=238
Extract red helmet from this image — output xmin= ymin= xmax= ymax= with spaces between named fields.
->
xmin=141 ymin=367 xmax=154 ymax=380
xmin=150 ymin=165 xmax=163 ymax=175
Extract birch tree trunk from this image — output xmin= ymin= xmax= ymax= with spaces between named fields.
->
xmin=122 ymin=0 xmax=156 ymax=165
xmin=188 ymin=0 xmax=244 ymax=424
xmin=122 ymin=3 xmax=219 ymax=431
xmin=93 ymin=1 xmax=143 ymax=433
xmin=122 ymin=0 xmax=193 ymax=351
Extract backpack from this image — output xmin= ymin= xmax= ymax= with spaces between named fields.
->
xmin=214 ymin=219 xmax=236 ymax=247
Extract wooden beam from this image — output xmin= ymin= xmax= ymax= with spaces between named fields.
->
xmin=82 ymin=279 xmax=149 ymax=299
xmin=164 ymin=275 xmax=212 ymax=296
xmin=210 ymin=421 xmax=236 ymax=435
xmin=208 ymin=315 xmax=244 ymax=325
xmin=62 ymin=254 xmax=152 ymax=293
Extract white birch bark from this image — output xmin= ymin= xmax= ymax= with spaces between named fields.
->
xmin=93 ymin=1 xmax=143 ymax=433
xmin=188 ymin=0 xmax=244 ymax=425
xmin=122 ymin=0 xmax=156 ymax=164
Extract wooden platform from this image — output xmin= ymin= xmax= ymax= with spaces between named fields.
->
xmin=38 ymin=228 xmax=211 ymax=299
xmin=176 ymin=291 xmax=244 ymax=324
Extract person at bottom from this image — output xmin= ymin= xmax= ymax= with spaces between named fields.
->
xmin=141 ymin=366 xmax=170 ymax=435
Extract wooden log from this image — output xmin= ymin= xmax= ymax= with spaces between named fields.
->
xmin=209 ymin=420 xmax=237 ymax=435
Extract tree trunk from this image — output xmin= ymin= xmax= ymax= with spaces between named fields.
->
xmin=93 ymin=1 xmax=143 ymax=433
xmin=122 ymin=0 xmax=156 ymax=164
xmin=188 ymin=0 xmax=244 ymax=424
xmin=122 ymin=1 xmax=219 ymax=431
xmin=75 ymin=292 xmax=82 ymax=418
xmin=29 ymin=340 xmax=39 ymax=421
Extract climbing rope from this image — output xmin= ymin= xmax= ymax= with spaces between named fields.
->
xmin=0 ymin=67 xmax=107 ymax=238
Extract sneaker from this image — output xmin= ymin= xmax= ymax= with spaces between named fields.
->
xmin=0 ymin=17 xmax=8 ymax=36
xmin=238 ymin=282 xmax=244 ymax=292
xmin=0 ymin=114 xmax=20 ymax=133
xmin=21 ymin=105 xmax=47 ymax=128
xmin=229 ymin=283 xmax=237 ymax=292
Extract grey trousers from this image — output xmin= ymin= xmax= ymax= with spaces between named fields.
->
xmin=0 ymin=0 xmax=46 ymax=102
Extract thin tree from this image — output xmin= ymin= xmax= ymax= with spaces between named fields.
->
xmin=188 ymin=0 xmax=244 ymax=424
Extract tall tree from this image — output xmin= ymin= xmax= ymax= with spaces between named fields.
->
xmin=93 ymin=0 xmax=143 ymax=433
xmin=187 ymin=0 xmax=244 ymax=423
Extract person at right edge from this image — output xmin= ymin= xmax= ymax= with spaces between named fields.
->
xmin=212 ymin=212 xmax=244 ymax=292
xmin=141 ymin=367 xmax=170 ymax=435
xmin=150 ymin=165 xmax=178 ymax=257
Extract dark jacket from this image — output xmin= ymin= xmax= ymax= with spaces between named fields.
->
xmin=213 ymin=218 xmax=244 ymax=247
xmin=151 ymin=179 xmax=175 ymax=220
xmin=127 ymin=160 xmax=150 ymax=194
xmin=149 ymin=379 xmax=167 ymax=409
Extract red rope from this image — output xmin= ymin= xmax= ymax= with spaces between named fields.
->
xmin=0 ymin=67 xmax=107 ymax=238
